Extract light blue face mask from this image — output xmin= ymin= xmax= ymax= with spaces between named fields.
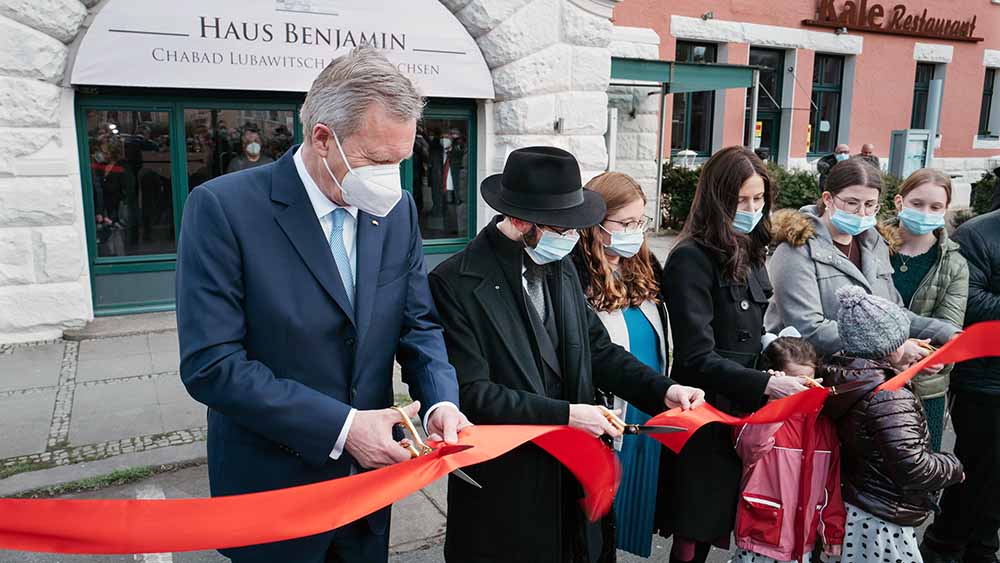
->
xmin=835 ymin=153 xmax=850 ymax=162
xmin=831 ymin=208 xmax=877 ymax=236
xmin=732 ymin=208 xmax=764 ymax=234
xmin=898 ymin=206 xmax=945 ymax=236
xmin=601 ymin=226 xmax=645 ymax=258
xmin=524 ymin=227 xmax=580 ymax=265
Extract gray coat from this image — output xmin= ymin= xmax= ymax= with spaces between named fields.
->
xmin=765 ymin=206 xmax=960 ymax=356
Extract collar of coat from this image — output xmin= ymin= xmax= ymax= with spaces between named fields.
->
xmin=770 ymin=205 xmax=883 ymax=252
xmin=876 ymin=218 xmax=962 ymax=258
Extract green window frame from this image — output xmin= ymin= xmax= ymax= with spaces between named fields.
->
xmin=979 ymin=68 xmax=996 ymax=138
xmin=671 ymin=41 xmax=717 ymax=157
xmin=911 ymin=63 xmax=935 ymax=129
xmin=808 ymin=54 xmax=845 ymax=157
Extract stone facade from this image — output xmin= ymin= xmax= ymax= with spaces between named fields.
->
xmin=0 ymin=2 xmax=90 ymax=344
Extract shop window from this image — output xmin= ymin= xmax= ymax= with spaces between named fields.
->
xmin=84 ymin=109 xmax=175 ymax=259
xmin=911 ymin=63 xmax=935 ymax=129
xmin=744 ymin=48 xmax=785 ymax=163
xmin=671 ymin=41 xmax=717 ymax=156
xmin=411 ymin=117 xmax=471 ymax=242
xmin=809 ymin=55 xmax=844 ymax=155
xmin=979 ymin=68 xmax=997 ymax=138
xmin=184 ymin=108 xmax=295 ymax=191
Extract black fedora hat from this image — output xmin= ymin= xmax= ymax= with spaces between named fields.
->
xmin=481 ymin=146 xmax=606 ymax=229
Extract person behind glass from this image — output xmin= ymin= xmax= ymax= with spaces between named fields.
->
xmin=427 ymin=128 xmax=445 ymax=215
xmin=570 ymin=172 xmax=666 ymax=559
xmin=732 ymin=329 xmax=845 ymax=563
xmin=660 ymin=146 xmax=811 ymax=563
xmin=411 ymin=125 xmax=428 ymax=211
xmin=226 ymin=129 xmax=274 ymax=173
xmin=447 ymin=128 xmax=465 ymax=205
xmin=766 ymin=159 xmax=961 ymax=362
xmin=879 ymin=169 xmax=968 ymax=452
xmin=429 ymin=146 xmax=705 ymax=562
xmin=816 ymin=144 xmax=850 ymax=190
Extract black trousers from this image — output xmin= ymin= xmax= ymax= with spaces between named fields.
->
xmin=225 ymin=518 xmax=389 ymax=563
xmin=924 ymin=392 xmax=1000 ymax=562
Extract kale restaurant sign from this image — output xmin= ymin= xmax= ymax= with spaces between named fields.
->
xmin=71 ymin=0 xmax=495 ymax=99
xmin=803 ymin=0 xmax=983 ymax=43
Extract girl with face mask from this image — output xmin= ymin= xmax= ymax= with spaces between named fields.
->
xmin=570 ymin=172 xmax=666 ymax=558
xmin=766 ymin=160 xmax=961 ymax=369
xmin=880 ymin=168 xmax=969 ymax=451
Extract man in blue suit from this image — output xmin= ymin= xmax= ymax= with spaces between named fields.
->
xmin=176 ymin=47 xmax=469 ymax=563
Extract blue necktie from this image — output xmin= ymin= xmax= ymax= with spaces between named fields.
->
xmin=328 ymin=208 xmax=354 ymax=309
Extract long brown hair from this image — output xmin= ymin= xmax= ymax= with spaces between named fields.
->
xmin=679 ymin=146 xmax=772 ymax=282
xmin=577 ymin=172 xmax=660 ymax=312
xmin=817 ymin=158 xmax=883 ymax=215
xmin=897 ymin=167 xmax=953 ymax=205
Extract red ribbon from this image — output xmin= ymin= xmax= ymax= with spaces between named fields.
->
xmin=0 ymin=425 xmax=618 ymax=555
xmin=4 ymin=322 xmax=998 ymax=555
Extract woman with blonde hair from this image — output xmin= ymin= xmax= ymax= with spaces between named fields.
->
xmin=881 ymin=168 xmax=969 ymax=451
xmin=571 ymin=171 xmax=668 ymax=558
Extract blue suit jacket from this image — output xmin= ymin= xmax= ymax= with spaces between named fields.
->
xmin=176 ymin=146 xmax=458 ymax=555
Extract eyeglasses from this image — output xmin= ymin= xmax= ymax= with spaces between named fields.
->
xmin=538 ymin=224 xmax=577 ymax=236
xmin=833 ymin=194 xmax=880 ymax=215
xmin=603 ymin=215 xmax=652 ymax=232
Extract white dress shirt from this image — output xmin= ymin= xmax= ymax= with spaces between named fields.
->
xmin=292 ymin=147 xmax=457 ymax=462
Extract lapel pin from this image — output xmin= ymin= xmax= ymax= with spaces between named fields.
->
xmin=371 ymin=219 xmax=379 ymax=226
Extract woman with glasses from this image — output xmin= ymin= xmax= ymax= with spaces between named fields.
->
xmin=880 ymin=169 xmax=969 ymax=451
xmin=766 ymin=158 xmax=960 ymax=363
xmin=571 ymin=172 xmax=664 ymax=559
xmin=659 ymin=147 xmax=810 ymax=563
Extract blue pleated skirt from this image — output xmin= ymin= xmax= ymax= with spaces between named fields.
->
xmin=614 ymin=403 xmax=660 ymax=557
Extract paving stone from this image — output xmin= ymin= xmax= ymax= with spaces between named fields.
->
xmin=75 ymin=353 xmax=153 ymax=382
xmin=150 ymin=350 xmax=179 ymax=373
xmin=0 ymin=389 xmax=55 ymax=457
xmin=78 ymin=335 xmax=149 ymax=362
xmin=147 ymin=332 xmax=179 ymax=355
xmin=0 ymin=342 xmax=63 ymax=391
xmin=69 ymin=379 xmax=162 ymax=444
xmin=388 ymin=488 xmax=447 ymax=549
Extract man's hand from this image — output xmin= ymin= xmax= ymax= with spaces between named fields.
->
xmin=569 ymin=404 xmax=622 ymax=438
xmin=344 ymin=401 xmax=421 ymax=469
xmin=665 ymin=384 xmax=706 ymax=410
xmin=426 ymin=405 xmax=473 ymax=444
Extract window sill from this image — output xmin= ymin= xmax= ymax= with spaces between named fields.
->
xmin=973 ymin=136 xmax=1000 ymax=150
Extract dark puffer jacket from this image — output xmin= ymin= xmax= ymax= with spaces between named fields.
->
xmin=820 ymin=355 xmax=963 ymax=526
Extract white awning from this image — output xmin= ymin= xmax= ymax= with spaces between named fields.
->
xmin=71 ymin=0 xmax=495 ymax=99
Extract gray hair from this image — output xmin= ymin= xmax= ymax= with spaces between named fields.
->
xmin=300 ymin=46 xmax=424 ymax=143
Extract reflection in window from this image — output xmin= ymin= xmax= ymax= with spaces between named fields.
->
xmin=672 ymin=41 xmax=717 ymax=155
xmin=184 ymin=108 xmax=295 ymax=191
xmin=911 ymin=63 xmax=935 ymax=129
xmin=979 ymin=68 xmax=995 ymax=138
xmin=411 ymin=119 xmax=470 ymax=241
xmin=86 ymin=110 xmax=174 ymax=258
xmin=809 ymin=55 xmax=844 ymax=155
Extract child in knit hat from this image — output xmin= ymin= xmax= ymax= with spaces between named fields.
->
xmin=819 ymin=286 xmax=963 ymax=563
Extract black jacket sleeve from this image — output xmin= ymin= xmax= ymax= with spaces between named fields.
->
xmin=663 ymin=244 xmax=771 ymax=401
xmin=428 ymin=272 xmax=570 ymax=425
xmin=867 ymin=390 xmax=964 ymax=493
xmin=953 ymin=226 xmax=1000 ymax=325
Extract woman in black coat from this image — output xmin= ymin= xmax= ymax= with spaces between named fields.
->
xmin=658 ymin=146 xmax=814 ymax=563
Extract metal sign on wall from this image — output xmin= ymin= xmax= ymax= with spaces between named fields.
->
xmin=71 ymin=0 xmax=496 ymax=99
xmin=803 ymin=0 xmax=983 ymax=43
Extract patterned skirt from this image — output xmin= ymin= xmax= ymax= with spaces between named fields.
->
xmin=823 ymin=503 xmax=923 ymax=563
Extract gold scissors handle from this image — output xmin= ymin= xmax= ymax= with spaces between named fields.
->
xmin=598 ymin=406 xmax=627 ymax=433
xmin=392 ymin=406 xmax=433 ymax=458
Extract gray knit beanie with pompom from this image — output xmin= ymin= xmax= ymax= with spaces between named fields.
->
xmin=836 ymin=285 xmax=910 ymax=359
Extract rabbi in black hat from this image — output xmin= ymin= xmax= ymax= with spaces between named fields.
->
xmin=428 ymin=146 xmax=705 ymax=562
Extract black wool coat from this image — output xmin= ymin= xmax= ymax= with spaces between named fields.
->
xmin=656 ymin=238 xmax=772 ymax=541
xmin=429 ymin=220 xmax=675 ymax=562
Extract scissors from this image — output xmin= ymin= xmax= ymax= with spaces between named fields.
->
xmin=598 ymin=406 xmax=687 ymax=436
xmin=391 ymin=406 xmax=482 ymax=489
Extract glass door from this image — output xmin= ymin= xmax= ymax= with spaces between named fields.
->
xmin=746 ymin=48 xmax=785 ymax=162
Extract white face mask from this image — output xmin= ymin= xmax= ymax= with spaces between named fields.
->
xmin=246 ymin=142 xmax=261 ymax=157
xmin=441 ymin=138 xmax=452 ymax=150
xmin=322 ymin=127 xmax=402 ymax=218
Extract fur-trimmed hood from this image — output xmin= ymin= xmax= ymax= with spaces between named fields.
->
xmin=770 ymin=206 xmax=821 ymax=247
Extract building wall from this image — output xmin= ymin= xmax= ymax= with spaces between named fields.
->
xmin=613 ymin=0 xmax=1000 ymax=177
xmin=0 ymin=0 xmax=93 ymax=344
xmin=0 ymin=0 xmax=621 ymax=343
